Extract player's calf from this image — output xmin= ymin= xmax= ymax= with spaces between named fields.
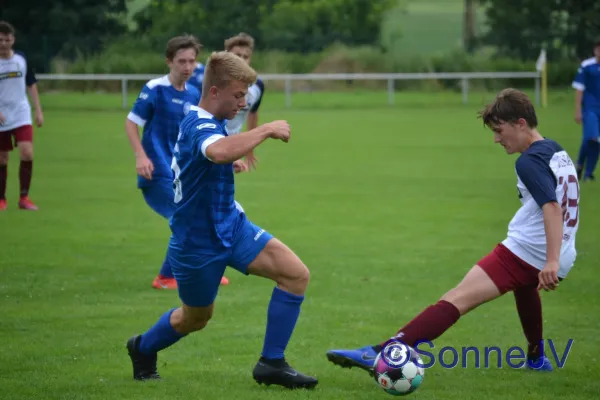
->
xmin=245 ymin=237 xmax=317 ymax=389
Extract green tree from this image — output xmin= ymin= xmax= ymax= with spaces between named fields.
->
xmin=480 ymin=0 xmax=600 ymax=60
xmin=259 ymin=0 xmax=396 ymax=52
xmin=0 ymin=0 xmax=127 ymax=71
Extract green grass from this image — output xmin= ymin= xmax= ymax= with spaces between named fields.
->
xmin=1 ymin=91 xmax=599 ymax=400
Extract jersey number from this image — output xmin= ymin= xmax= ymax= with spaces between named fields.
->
xmin=559 ymin=174 xmax=579 ymax=227
xmin=171 ymin=156 xmax=182 ymax=204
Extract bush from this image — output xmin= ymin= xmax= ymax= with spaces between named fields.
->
xmin=48 ymin=41 xmax=579 ymax=93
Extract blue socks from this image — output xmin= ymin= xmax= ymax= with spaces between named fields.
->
xmin=261 ymin=287 xmax=305 ymax=360
xmin=159 ymin=253 xmax=174 ymax=278
xmin=139 ymin=308 xmax=186 ymax=355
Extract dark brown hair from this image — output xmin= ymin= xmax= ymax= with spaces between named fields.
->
xmin=478 ymin=88 xmax=538 ymax=129
xmin=0 ymin=21 xmax=15 ymax=35
xmin=224 ymin=32 xmax=254 ymax=51
xmin=165 ymin=35 xmax=201 ymax=60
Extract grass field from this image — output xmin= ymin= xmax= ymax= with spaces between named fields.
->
xmin=1 ymin=90 xmax=599 ymax=400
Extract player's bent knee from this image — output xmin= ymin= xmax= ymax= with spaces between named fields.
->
xmin=18 ymin=142 xmax=33 ymax=160
xmin=171 ymin=305 xmax=213 ymax=334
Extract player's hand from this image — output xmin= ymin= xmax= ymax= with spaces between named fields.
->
xmin=34 ymin=110 xmax=44 ymax=127
xmin=265 ymin=120 xmax=291 ymax=142
xmin=136 ymin=153 xmax=154 ymax=180
xmin=537 ymin=261 xmax=560 ymax=291
xmin=233 ymin=159 xmax=248 ymax=173
xmin=0 ymin=111 xmax=5 ymax=125
xmin=245 ymin=151 xmax=258 ymax=170
xmin=575 ymin=110 xmax=582 ymax=125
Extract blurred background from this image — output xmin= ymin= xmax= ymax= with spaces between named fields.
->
xmin=1 ymin=0 xmax=598 ymax=96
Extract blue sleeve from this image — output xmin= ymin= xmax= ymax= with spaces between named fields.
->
xmin=128 ymin=85 xmax=156 ymax=126
xmin=572 ymin=65 xmax=585 ymax=91
xmin=515 ymin=154 xmax=557 ymax=207
xmin=189 ymin=121 xmax=225 ymax=160
xmin=250 ymin=79 xmax=264 ymax=113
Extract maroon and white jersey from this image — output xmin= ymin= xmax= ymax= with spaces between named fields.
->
xmin=0 ymin=51 xmax=37 ymax=131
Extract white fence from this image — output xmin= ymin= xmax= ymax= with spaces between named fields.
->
xmin=37 ymin=72 xmax=542 ymax=109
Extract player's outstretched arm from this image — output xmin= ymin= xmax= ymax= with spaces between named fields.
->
xmin=538 ymin=201 xmax=563 ymax=291
xmin=205 ymin=120 xmax=289 ymax=164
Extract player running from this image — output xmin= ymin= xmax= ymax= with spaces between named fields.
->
xmin=125 ymin=51 xmax=318 ymax=389
xmin=573 ymin=38 xmax=600 ymax=181
xmin=125 ymin=35 xmax=230 ymax=289
xmin=326 ymin=88 xmax=580 ymax=374
xmin=0 ymin=21 xmax=44 ymax=211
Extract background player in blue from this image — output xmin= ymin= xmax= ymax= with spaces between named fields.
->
xmin=327 ymin=89 xmax=580 ymax=375
xmin=188 ymin=59 xmax=205 ymax=96
xmin=223 ymin=33 xmax=265 ymax=170
xmin=126 ymin=51 xmax=318 ymax=389
xmin=186 ymin=32 xmax=264 ymax=170
xmin=572 ymin=38 xmax=600 ymax=181
xmin=125 ymin=35 xmax=230 ymax=289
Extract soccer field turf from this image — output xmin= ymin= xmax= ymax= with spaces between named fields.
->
xmin=2 ymin=91 xmax=599 ymax=399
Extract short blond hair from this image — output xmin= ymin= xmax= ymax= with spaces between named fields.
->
xmin=224 ymin=32 xmax=255 ymax=51
xmin=202 ymin=51 xmax=257 ymax=97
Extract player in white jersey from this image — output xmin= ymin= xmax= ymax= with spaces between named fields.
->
xmin=224 ymin=33 xmax=265 ymax=171
xmin=0 ymin=21 xmax=44 ymax=211
xmin=327 ymin=88 xmax=579 ymax=374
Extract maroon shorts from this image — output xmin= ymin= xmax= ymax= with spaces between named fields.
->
xmin=477 ymin=243 xmax=541 ymax=294
xmin=0 ymin=125 xmax=34 ymax=151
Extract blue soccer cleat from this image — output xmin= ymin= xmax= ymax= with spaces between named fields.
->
xmin=326 ymin=345 xmax=378 ymax=373
xmin=526 ymin=356 xmax=553 ymax=372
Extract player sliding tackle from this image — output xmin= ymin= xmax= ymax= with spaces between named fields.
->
xmin=126 ymin=51 xmax=318 ymax=389
xmin=327 ymin=88 xmax=580 ymax=373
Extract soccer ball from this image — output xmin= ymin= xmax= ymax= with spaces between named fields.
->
xmin=373 ymin=341 xmax=425 ymax=396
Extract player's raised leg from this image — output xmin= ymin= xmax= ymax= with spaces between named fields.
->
xmin=326 ymin=262 xmax=501 ymax=372
xmin=126 ymin=254 xmax=226 ymax=380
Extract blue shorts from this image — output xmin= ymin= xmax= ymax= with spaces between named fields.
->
xmin=582 ymin=110 xmax=600 ymax=141
xmin=141 ymin=179 xmax=175 ymax=219
xmin=168 ymin=218 xmax=273 ymax=307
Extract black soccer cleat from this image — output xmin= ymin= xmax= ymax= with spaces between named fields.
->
xmin=253 ymin=357 xmax=318 ymax=389
xmin=126 ymin=335 xmax=161 ymax=381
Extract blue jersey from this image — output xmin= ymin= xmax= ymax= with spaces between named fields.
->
xmin=169 ymin=106 xmax=243 ymax=252
xmin=572 ymin=57 xmax=600 ymax=111
xmin=187 ymin=63 xmax=205 ymax=95
xmin=127 ymin=75 xmax=201 ymax=188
